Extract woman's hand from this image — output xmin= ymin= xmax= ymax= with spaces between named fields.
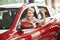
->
xmin=40 ymin=8 xmax=46 ymax=14
xmin=40 ymin=8 xmax=46 ymax=25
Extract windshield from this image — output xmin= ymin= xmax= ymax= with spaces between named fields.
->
xmin=0 ymin=8 xmax=18 ymax=29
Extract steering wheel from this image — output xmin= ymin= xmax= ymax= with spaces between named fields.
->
xmin=21 ymin=21 xmax=34 ymax=29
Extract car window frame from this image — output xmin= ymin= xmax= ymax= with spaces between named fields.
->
xmin=0 ymin=8 xmax=18 ymax=29
xmin=16 ymin=6 xmax=38 ymax=30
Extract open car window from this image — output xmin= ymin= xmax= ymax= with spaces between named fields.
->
xmin=0 ymin=8 xmax=18 ymax=29
xmin=16 ymin=6 xmax=51 ymax=30
xmin=16 ymin=6 xmax=39 ymax=30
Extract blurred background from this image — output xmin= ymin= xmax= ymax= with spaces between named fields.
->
xmin=0 ymin=0 xmax=60 ymax=12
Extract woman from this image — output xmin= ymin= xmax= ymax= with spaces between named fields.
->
xmin=21 ymin=8 xmax=46 ymax=28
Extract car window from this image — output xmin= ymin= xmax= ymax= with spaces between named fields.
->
xmin=37 ymin=6 xmax=50 ymax=19
xmin=16 ymin=6 xmax=50 ymax=30
xmin=16 ymin=6 xmax=38 ymax=30
xmin=0 ymin=8 xmax=18 ymax=29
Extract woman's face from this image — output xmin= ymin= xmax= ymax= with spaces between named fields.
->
xmin=26 ymin=8 xmax=34 ymax=18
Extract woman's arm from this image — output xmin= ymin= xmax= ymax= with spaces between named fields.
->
xmin=40 ymin=8 xmax=46 ymax=25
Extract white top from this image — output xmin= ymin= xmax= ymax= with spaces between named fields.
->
xmin=22 ymin=17 xmax=41 ymax=24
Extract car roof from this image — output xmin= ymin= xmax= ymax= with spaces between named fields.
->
xmin=24 ymin=3 xmax=47 ymax=8
xmin=0 ymin=3 xmax=24 ymax=8
xmin=0 ymin=3 xmax=47 ymax=8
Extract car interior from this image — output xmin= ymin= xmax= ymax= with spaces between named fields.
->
xmin=0 ymin=8 xmax=18 ymax=29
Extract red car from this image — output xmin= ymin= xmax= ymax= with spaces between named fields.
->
xmin=0 ymin=3 xmax=60 ymax=40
